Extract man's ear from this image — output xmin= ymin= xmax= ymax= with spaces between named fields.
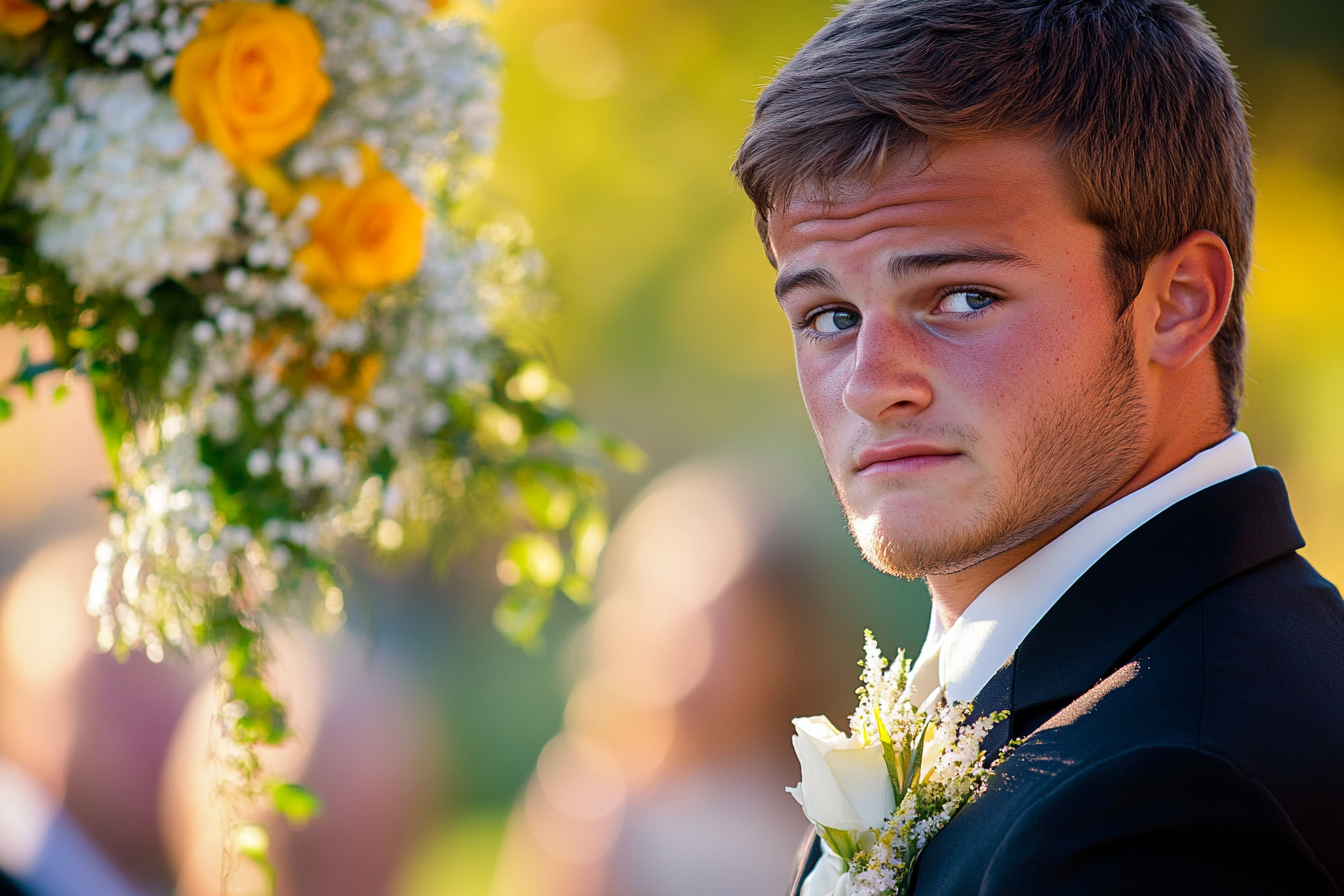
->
xmin=1143 ymin=230 xmax=1234 ymax=371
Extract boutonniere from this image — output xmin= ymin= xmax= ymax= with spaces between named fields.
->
xmin=788 ymin=631 xmax=1009 ymax=896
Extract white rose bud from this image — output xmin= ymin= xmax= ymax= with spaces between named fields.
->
xmin=787 ymin=715 xmax=895 ymax=841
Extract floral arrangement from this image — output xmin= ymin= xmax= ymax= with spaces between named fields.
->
xmin=788 ymin=632 xmax=1008 ymax=896
xmin=0 ymin=0 xmax=633 ymax=862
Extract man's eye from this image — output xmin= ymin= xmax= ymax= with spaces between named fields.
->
xmin=811 ymin=308 xmax=860 ymax=334
xmin=937 ymin=290 xmax=998 ymax=314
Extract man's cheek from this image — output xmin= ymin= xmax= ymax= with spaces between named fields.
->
xmin=934 ymin=328 xmax=1031 ymax=408
xmin=796 ymin=354 xmax=851 ymax=458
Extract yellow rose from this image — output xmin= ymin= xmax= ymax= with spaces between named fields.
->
xmin=313 ymin=352 xmax=383 ymax=406
xmin=294 ymin=157 xmax=425 ymax=317
xmin=0 ymin=0 xmax=47 ymax=36
xmin=171 ymin=1 xmax=331 ymax=166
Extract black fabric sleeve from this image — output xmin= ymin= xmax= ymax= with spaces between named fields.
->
xmin=788 ymin=829 xmax=822 ymax=896
xmin=980 ymin=746 xmax=1339 ymax=896
xmin=0 ymin=868 xmax=28 ymax=896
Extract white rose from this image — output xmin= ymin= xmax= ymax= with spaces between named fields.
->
xmin=787 ymin=715 xmax=895 ymax=838
xmin=800 ymin=848 xmax=850 ymax=896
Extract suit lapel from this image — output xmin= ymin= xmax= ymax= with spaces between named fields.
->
xmin=978 ymin=466 xmax=1303 ymax=741
xmin=966 ymin=655 xmax=1015 ymax=763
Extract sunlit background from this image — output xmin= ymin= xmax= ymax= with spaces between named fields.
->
xmin=1 ymin=0 xmax=1341 ymax=894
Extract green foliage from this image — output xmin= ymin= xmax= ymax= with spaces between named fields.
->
xmin=233 ymin=824 xmax=276 ymax=893
xmin=268 ymin=782 xmax=324 ymax=826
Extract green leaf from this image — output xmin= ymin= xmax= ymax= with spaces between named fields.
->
xmin=559 ymin=573 xmax=592 ymax=606
xmin=517 ymin=473 xmax=556 ymax=529
xmin=22 ymin=151 xmax=50 ymax=181
xmin=269 ymin=782 xmax=324 ymax=826
xmin=0 ymin=124 xmax=17 ymax=204
xmin=817 ymin=824 xmax=860 ymax=863
xmin=493 ymin=584 xmax=552 ymax=651
xmin=0 ymin=396 xmax=11 ymax=422
xmin=899 ymin=716 xmax=935 ymax=800
xmin=549 ymin=417 xmax=580 ymax=445
xmin=12 ymin=356 xmax=58 ymax=393
xmin=501 ymin=533 xmax=564 ymax=588
xmin=544 ymin=485 xmax=576 ymax=529
xmin=66 ymin=328 xmax=98 ymax=350
xmin=875 ymin=706 xmax=900 ymax=802
xmin=368 ymin=445 xmax=397 ymax=479
xmin=598 ymin=432 xmax=648 ymax=473
xmin=571 ymin=507 xmax=608 ymax=579
xmin=234 ymin=823 xmax=276 ymax=893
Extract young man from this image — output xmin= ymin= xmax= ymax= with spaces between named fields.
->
xmin=733 ymin=1 xmax=1344 ymax=893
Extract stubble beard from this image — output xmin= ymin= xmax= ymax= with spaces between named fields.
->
xmin=842 ymin=317 xmax=1148 ymax=580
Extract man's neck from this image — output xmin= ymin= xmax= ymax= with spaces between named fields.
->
xmin=925 ymin=428 xmax=1235 ymax=631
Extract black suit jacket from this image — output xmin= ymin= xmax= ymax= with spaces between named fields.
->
xmin=789 ymin=467 xmax=1344 ymax=895
xmin=0 ymin=868 xmax=25 ymax=896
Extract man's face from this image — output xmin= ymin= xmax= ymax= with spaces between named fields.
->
xmin=770 ymin=137 xmax=1150 ymax=578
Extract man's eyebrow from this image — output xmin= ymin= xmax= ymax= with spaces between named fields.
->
xmin=775 ymin=268 xmax=844 ymax=303
xmin=775 ymin=249 xmax=1034 ymax=303
xmin=887 ymin=249 xmax=1035 ymax=282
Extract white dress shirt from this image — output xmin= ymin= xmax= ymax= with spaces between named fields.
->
xmin=0 ymin=759 xmax=148 ymax=896
xmin=909 ymin=431 xmax=1257 ymax=708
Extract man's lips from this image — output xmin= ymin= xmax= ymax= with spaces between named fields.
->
xmin=854 ymin=440 xmax=962 ymax=474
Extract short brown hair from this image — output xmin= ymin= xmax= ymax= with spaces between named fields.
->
xmin=733 ymin=0 xmax=1254 ymax=423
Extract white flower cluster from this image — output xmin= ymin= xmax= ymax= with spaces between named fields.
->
xmin=852 ymin=629 xmax=914 ymax=742
xmin=362 ymin=217 xmax=547 ymax=457
xmin=87 ymin=411 xmax=242 ymax=661
xmin=289 ymin=0 xmax=500 ymax=191
xmin=847 ymin=708 xmax=1000 ymax=896
xmin=848 ymin=634 xmax=1002 ymax=896
xmin=54 ymin=0 xmax=213 ymax=78
xmin=86 ymin=406 xmax=363 ymax=663
xmin=81 ymin=0 xmax=541 ymax=655
xmin=15 ymin=72 xmax=237 ymax=298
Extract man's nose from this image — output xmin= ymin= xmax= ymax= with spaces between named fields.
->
xmin=841 ymin=314 xmax=933 ymax=422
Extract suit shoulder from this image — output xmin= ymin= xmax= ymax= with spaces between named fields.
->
xmin=984 ymin=744 xmax=1340 ymax=896
xmin=1186 ymin=552 xmax=1344 ymax=882
xmin=1193 ymin=551 xmax=1344 ymax=728
xmin=1196 ymin=551 xmax=1344 ymax=755
xmin=1211 ymin=547 xmax=1343 ymax=625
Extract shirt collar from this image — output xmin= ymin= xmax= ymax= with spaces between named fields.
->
xmin=917 ymin=432 xmax=1257 ymax=706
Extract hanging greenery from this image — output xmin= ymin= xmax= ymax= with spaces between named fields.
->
xmin=0 ymin=0 xmax=638 ymax=878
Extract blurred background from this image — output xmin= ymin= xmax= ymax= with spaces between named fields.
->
xmin=0 ymin=0 xmax=1341 ymax=893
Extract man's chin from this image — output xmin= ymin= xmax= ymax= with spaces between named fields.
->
xmin=857 ymin=533 xmax=992 ymax=579
xmin=849 ymin=512 xmax=1018 ymax=580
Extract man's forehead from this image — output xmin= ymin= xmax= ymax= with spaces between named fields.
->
xmin=766 ymin=137 xmax=1069 ymax=261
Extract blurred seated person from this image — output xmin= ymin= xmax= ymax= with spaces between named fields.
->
xmin=491 ymin=459 xmax=856 ymax=896
xmin=0 ymin=530 xmax=196 ymax=896
xmin=0 ymin=523 xmax=439 ymax=896
xmin=161 ymin=626 xmax=440 ymax=896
